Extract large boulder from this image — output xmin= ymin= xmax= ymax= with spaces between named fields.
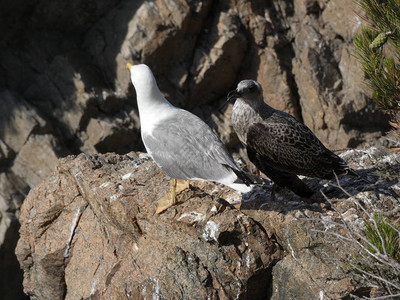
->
xmin=16 ymin=148 xmax=400 ymax=299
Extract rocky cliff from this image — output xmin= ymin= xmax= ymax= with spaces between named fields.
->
xmin=0 ymin=0 xmax=396 ymax=298
xmin=15 ymin=147 xmax=400 ymax=299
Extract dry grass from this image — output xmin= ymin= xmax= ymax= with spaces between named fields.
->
xmin=314 ymin=176 xmax=400 ymax=299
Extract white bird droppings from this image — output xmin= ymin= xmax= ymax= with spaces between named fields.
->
xmin=177 ymin=211 xmax=206 ymax=224
xmin=110 ymin=194 xmax=119 ymax=202
xmin=203 ymin=220 xmax=219 ymax=242
xmin=99 ymin=182 xmax=110 ymax=188
xmin=122 ymin=172 xmax=132 ymax=180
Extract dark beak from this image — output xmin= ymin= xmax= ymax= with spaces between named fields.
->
xmin=227 ymin=89 xmax=241 ymax=102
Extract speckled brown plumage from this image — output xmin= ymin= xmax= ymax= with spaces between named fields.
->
xmin=229 ymin=80 xmax=358 ymax=198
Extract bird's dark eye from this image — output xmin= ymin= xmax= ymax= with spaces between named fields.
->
xmin=248 ymin=85 xmax=255 ymax=91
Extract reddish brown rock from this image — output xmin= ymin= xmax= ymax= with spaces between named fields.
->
xmin=16 ymin=148 xmax=400 ymax=299
xmin=16 ymin=153 xmax=280 ymax=299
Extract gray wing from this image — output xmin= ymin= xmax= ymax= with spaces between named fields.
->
xmin=247 ymin=112 xmax=347 ymax=178
xmin=142 ymin=109 xmax=241 ymax=181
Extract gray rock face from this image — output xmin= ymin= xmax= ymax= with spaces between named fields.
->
xmin=0 ymin=0 xmax=389 ymax=158
xmin=0 ymin=0 xmax=394 ymax=298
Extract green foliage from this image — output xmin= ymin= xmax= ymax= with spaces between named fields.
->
xmin=357 ymin=0 xmax=400 ymax=38
xmin=364 ymin=213 xmax=400 ymax=261
xmin=354 ymin=0 xmax=400 ymax=111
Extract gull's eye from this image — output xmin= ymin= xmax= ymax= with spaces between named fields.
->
xmin=248 ymin=85 xmax=255 ymax=92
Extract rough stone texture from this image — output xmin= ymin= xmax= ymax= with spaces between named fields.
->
xmin=0 ymin=0 xmax=390 ymax=158
xmin=16 ymin=148 xmax=400 ymax=299
xmin=11 ymin=134 xmax=68 ymax=189
xmin=290 ymin=0 xmax=390 ymax=148
xmin=0 ymin=0 xmax=396 ymax=298
xmin=16 ymin=153 xmax=280 ymax=299
xmin=0 ymin=169 xmax=29 ymax=299
xmin=0 ymin=91 xmax=47 ymax=154
xmin=188 ymin=11 xmax=247 ymax=108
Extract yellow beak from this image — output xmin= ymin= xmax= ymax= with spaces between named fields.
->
xmin=126 ymin=63 xmax=133 ymax=71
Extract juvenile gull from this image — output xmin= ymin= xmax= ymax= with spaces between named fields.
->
xmin=127 ymin=63 xmax=252 ymax=213
xmin=228 ymin=80 xmax=358 ymax=198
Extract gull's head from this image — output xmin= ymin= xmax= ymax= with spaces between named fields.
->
xmin=126 ymin=63 xmax=157 ymax=92
xmin=227 ymin=80 xmax=263 ymax=103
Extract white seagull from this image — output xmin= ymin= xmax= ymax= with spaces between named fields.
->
xmin=127 ymin=63 xmax=253 ymax=213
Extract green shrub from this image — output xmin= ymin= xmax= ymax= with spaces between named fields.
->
xmin=354 ymin=0 xmax=400 ymax=138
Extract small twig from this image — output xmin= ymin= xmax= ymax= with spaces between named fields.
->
xmin=353 ymin=265 xmax=400 ymax=291
xmin=313 ymin=229 xmax=355 ymax=242
xmin=320 ymin=181 xmax=400 ymax=293
xmin=329 ymin=177 xmax=395 ymax=266
xmin=361 ymin=293 xmax=400 ymax=300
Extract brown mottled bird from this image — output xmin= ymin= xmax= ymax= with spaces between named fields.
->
xmin=228 ymin=80 xmax=358 ymax=198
